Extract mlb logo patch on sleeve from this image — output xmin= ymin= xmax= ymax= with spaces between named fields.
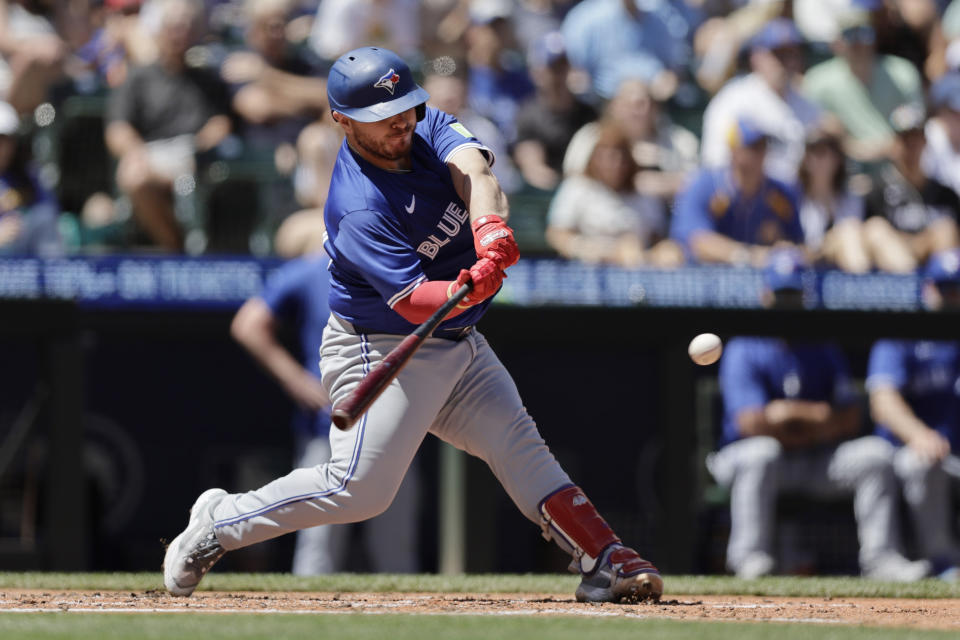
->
xmin=449 ymin=123 xmax=474 ymax=138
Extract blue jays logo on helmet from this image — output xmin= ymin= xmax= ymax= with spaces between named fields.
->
xmin=327 ymin=47 xmax=429 ymax=123
xmin=374 ymin=69 xmax=401 ymax=95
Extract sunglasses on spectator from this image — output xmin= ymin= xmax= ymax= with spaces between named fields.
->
xmin=771 ymin=46 xmax=803 ymax=60
xmin=841 ymin=25 xmax=875 ymax=46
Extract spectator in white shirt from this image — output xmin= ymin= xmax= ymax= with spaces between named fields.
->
xmin=796 ymin=128 xmax=871 ymax=273
xmin=701 ymin=18 xmax=823 ymax=183
xmin=547 ymin=119 xmax=682 ymax=267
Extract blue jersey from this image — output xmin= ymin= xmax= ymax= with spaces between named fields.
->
xmin=719 ymin=337 xmax=858 ymax=446
xmin=866 ymin=340 xmax=960 ymax=451
xmin=324 ymin=107 xmax=494 ymax=334
xmin=670 ymin=168 xmax=804 ymax=257
xmin=260 ymin=254 xmax=332 ymax=439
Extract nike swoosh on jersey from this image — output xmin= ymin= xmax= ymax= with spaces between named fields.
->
xmin=404 ymin=195 xmax=416 ymax=214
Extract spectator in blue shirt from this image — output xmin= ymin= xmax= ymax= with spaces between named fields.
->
xmin=708 ymin=249 xmax=929 ymax=580
xmin=465 ymin=6 xmax=535 ymax=143
xmin=231 ymin=249 xmax=421 ymax=574
xmin=670 ymin=118 xmax=804 ymax=266
xmin=561 ymin=0 xmax=692 ymax=100
xmin=867 ymin=248 xmax=960 ymax=577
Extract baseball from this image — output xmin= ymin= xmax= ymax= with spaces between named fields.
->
xmin=688 ymin=333 xmax=723 ymax=366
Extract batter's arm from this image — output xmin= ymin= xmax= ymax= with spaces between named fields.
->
xmin=446 ymin=146 xmax=510 ymax=224
xmin=447 ymin=147 xmax=520 ymax=268
xmin=870 ymin=385 xmax=951 ymax=462
xmin=392 ymin=257 xmax=503 ymax=324
xmin=231 ymin=297 xmax=331 ymax=412
xmin=392 ymin=280 xmax=472 ymax=324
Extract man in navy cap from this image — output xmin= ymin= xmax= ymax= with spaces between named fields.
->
xmin=701 ymin=18 xmax=823 ymax=183
xmin=560 ymin=0 xmax=692 ymax=100
xmin=671 ymin=117 xmax=805 ymax=266
xmin=867 ymin=248 xmax=960 ymax=579
xmin=708 ymin=248 xmax=929 ymax=579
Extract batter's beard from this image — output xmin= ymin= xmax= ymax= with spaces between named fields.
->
xmin=353 ymin=127 xmax=413 ymax=163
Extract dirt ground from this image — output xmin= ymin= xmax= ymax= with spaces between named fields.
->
xmin=1 ymin=590 xmax=959 ymax=629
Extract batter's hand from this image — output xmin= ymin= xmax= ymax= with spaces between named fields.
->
xmin=472 ymin=215 xmax=519 ymax=269
xmin=450 ymin=257 xmax=504 ymax=307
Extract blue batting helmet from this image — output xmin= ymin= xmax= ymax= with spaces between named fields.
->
xmin=327 ymin=47 xmax=429 ymax=123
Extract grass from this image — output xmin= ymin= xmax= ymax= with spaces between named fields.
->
xmin=0 ymin=613 xmax=957 ymax=640
xmin=1 ymin=572 xmax=959 ymax=599
xmin=1 ymin=573 xmax=958 ymax=640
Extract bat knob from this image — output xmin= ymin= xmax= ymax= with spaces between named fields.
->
xmin=331 ymin=408 xmax=355 ymax=432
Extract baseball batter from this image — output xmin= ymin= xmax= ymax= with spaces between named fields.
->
xmin=164 ymin=46 xmax=662 ymax=603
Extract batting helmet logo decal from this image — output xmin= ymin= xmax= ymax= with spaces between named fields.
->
xmin=374 ymin=68 xmax=401 ymax=95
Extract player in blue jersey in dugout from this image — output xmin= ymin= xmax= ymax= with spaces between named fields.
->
xmin=867 ymin=248 xmax=960 ymax=579
xmin=164 ymin=46 xmax=663 ymax=603
xmin=708 ymin=249 xmax=930 ymax=580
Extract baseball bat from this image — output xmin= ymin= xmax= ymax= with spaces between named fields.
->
xmin=330 ymin=282 xmax=473 ymax=431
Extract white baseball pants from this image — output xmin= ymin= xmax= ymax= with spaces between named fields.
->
xmin=893 ymin=446 xmax=960 ymax=565
xmin=212 ymin=314 xmax=571 ymax=551
xmin=290 ymin=433 xmax=421 ymax=574
xmin=708 ymin=435 xmax=906 ymax=574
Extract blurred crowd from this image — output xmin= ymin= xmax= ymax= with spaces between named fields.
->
xmin=0 ymin=0 xmax=958 ymax=276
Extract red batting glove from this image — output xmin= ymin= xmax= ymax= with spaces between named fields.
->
xmin=472 ymin=215 xmax=519 ymax=269
xmin=448 ymin=257 xmax=504 ymax=307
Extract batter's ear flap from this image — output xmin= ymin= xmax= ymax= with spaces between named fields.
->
xmin=416 ymin=103 xmax=426 ymax=122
